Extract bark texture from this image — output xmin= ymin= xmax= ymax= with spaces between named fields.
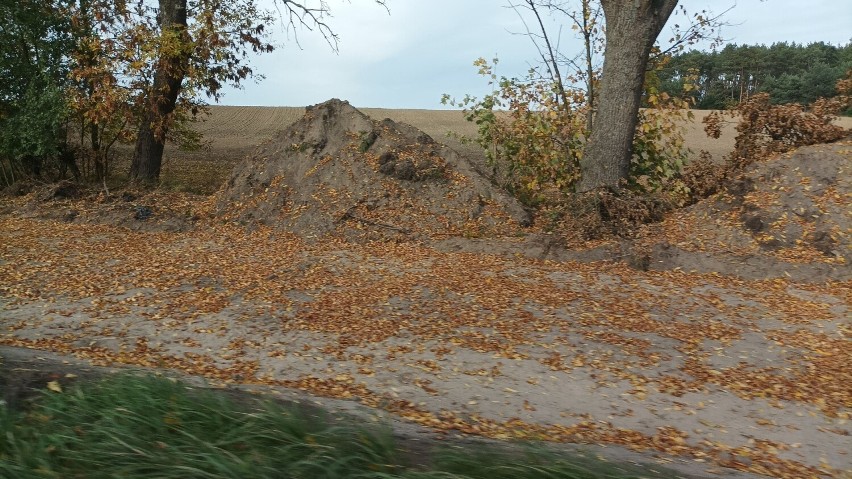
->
xmin=578 ymin=0 xmax=678 ymax=192
xmin=130 ymin=0 xmax=188 ymax=184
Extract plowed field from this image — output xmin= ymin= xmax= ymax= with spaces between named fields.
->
xmin=159 ymin=106 xmax=801 ymax=194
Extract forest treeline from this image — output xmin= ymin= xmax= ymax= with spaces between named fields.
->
xmin=656 ymin=41 xmax=852 ymax=110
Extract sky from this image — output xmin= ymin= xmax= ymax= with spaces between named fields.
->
xmin=218 ymin=0 xmax=852 ymax=109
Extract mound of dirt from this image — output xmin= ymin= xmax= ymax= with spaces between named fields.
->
xmin=634 ymin=138 xmax=852 ymax=280
xmin=215 ymin=99 xmax=530 ymax=241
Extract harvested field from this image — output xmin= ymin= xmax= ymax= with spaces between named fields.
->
xmin=153 ymin=105 xmax=852 ymax=194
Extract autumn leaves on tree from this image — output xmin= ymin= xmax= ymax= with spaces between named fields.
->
xmin=75 ymin=0 xmax=277 ymax=184
xmin=77 ymin=0 xmax=386 ymax=185
xmin=445 ymin=0 xmax=726 ymax=207
xmin=3 ymin=0 xmax=351 ymax=184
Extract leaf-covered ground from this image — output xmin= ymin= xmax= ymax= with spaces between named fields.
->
xmin=2 ymin=131 xmax=851 ymax=479
xmin=1 ymin=203 xmax=849 ymax=478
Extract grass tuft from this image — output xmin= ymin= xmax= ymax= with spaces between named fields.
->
xmin=0 ymin=374 xmax=674 ymax=478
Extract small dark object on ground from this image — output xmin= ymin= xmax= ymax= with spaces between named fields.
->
xmin=134 ymin=206 xmax=154 ymax=220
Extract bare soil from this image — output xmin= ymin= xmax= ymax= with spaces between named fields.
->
xmin=1 ymin=103 xmax=850 ymax=479
xmin=214 ymin=99 xmax=530 ymax=241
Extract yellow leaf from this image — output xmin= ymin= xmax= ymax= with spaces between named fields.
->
xmin=46 ymin=381 xmax=62 ymax=393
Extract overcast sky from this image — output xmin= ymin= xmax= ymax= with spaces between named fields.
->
xmin=218 ymin=0 xmax=852 ymax=109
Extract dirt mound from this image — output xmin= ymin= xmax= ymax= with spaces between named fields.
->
xmin=215 ymin=99 xmax=530 ymax=240
xmin=635 ymin=139 xmax=851 ymax=280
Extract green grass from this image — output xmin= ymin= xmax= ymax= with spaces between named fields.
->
xmin=0 ymin=375 xmax=673 ymax=478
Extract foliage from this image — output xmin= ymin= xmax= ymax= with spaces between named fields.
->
xmin=443 ymin=57 xmax=696 ymax=207
xmin=677 ymin=150 xmax=726 ymax=199
xmin=443 ymin=58 xmax=586 ymax=205
xmin=631 ymin=64 xmax=696 ymax=199
xmin=684 ymin=71 xmax=852 ymax=203
xmin=66 ymin=0 xmax=276 ymax=181
xmin=0 ymin=0 xmax=75 ymax=186
xmin=0 ymin=374 xmax=661 ymax=478
xmin=65 ymin=0 xmax=387 ymax=184
xmin=704 ymin=72 xmax=850 ymax=170
xmin=505 ymin=0 xmax=604 ymax=131
xmin=0 ymin=78 xmax=70 ymax=185
xmin=443 ymin=0 xmax=730 ymax=208
xmin=658 ymin=41 xmax=852 ymax=110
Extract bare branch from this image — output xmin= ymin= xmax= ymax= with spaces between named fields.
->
xmin=655 ymin=3 xmax=736 ymax=59
xmin=271 ymin=0 xmax=337 ymax=51
xmin=272 ymin=0 xmax=388 ymax=52
xmin=506 ymin=0 xmax=571 ymax=113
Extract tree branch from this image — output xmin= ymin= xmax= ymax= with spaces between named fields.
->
xmin=272 ymin=0 xmax=388 ymax=52
xmin=506 ymin=0 xmax=571 ymax=113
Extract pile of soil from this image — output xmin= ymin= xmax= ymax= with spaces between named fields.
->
xmin=727 ymin=142 xmax=850 ymax=261
xmin=215 ymin=99 xmax=531 ymax=241
xmin=633 ymin=139 xmax=851 ymax=280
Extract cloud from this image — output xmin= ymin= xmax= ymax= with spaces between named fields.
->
xmin=218 ymin=0 xmax=852 ymax=108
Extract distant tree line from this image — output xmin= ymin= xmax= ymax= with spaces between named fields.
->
xmin=655 ymin=41 xmax=852 ymax=110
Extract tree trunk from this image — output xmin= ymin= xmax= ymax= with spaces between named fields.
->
xmin=577 ymin=0 xmax=678 ymax=192
xmin=90 ymin=122 xmax=105 ymax=180
xmin=130 ymin=0 xmax=188 ymax=184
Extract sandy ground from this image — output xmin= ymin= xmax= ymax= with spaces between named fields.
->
xmin=1 ymin=214 xmax=849 ymax=478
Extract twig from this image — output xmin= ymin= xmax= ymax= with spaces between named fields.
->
xmin=347 ymin=214 xmax=411 ymax=234
xmin=337 ymin=201 xmax=411 ymax=234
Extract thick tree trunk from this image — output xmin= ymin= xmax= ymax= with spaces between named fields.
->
xmin=577 ymin=0 xmax=678 ymax=192
xmin=130 ymin=0 xmax=188 ymax=184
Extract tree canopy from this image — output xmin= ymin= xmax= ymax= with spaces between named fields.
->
xmin=0 ymin=0 xmax=387 ymax=186
xmin=0 ymin=0 xmax=75 ymax=183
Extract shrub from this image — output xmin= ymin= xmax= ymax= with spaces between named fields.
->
xmin=442 ymin=58 xmax=586 ymax=206
xmin=704 ymin=71 xmax=850 ymax=170
xmin=678 ymin=150 xmax=727 ymax=200
xmin=444 ymin=58 xmax=696 ymax=207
